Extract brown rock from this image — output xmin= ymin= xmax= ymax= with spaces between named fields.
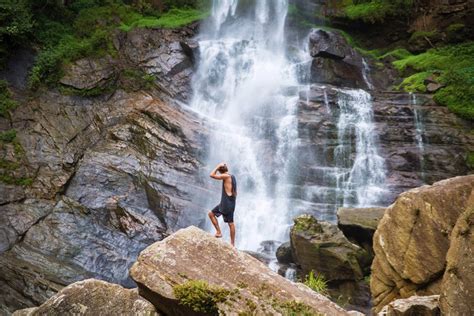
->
xmin=378 ymin=295 xmax=440 ymax=316
xmin=130 ymin=226 xmax=349 ymax=316
xmin=426 ymin=83 xmax=443 ymax=93
xmin=439 ymin=207 xmax=474 ymax=315
xmin=12 ymin=279 xmax=159 ymax=316
xmin=371 ymin=175 xmax=474 ymax=312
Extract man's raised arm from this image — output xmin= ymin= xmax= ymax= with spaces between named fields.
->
xmin=210 ymin=163 xmax=229 ymax=180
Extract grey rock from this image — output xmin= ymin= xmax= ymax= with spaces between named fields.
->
xmin=59 ymin=57 xmax=116 ymax=90
xmin=309 ymin=29 xmax=350 ymax=60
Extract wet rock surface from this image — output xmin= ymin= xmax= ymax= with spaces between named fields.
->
xmin=12 ymin=279 xmax=159 ymax=316
xmin=130 ymin=226 xmax=349 ymax=316
xmin=371 ymin=175 xmax=474 ymax=313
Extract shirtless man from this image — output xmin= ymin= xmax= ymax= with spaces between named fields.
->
xmin=208 ymin=163 xmax=237 ymax=246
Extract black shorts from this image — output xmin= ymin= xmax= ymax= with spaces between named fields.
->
xmin=211 ymin=204 xmax=234 ymax=223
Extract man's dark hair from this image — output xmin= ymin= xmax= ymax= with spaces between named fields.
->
xmin=218 ymin=165 xmax=228 ymax=173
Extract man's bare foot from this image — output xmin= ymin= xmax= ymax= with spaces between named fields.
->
xmin=215 ymin=233 xmax=222 ymax=238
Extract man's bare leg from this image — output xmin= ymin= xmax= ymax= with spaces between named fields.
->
xmin=208 ymin=211 xmax=222 ymax=238
xmin=228 ymin=222 xmax=235 ymax=246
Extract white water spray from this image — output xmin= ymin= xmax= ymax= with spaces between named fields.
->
xmin=190 ymin=0 xmax=296 ymax=250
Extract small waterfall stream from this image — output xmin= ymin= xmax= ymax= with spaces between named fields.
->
xmin=189 ymin=0 xmax=387 ymax=255
xmin=411 ymin=92 xmax=426 ymax=183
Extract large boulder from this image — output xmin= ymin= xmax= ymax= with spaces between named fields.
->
xmin=59 ymin=57 xmax=116 ymax=90
xmin=12 ymin=279 xmax=159 ymax=316
xmin=378 ymin=295 xmax=440 ymax=316
xmin=371 ymin=175 xmax=474 ymax=312
xmin=307 ymin=29 xmax=367 ymax=89
xmin=290 ymin=214 xmax=369 ymax=281
xmin=439 ymin=206 xmax=474 ymax=315
xmin=130 ymin=226 xmax=349 ymax=316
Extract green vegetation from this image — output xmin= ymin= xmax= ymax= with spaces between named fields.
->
xmin=276 ymin=300 xmax=321 ymax=316
xmin=1 ymin=1 xmax=211 ymax=90
xmin=0 ymin=129 xmax=16 ymax=143
xmin=293 ymin=215 xmax=323 ymax=234
xmin=304 ymin=270 xmax=328 ymax=296
xmin=341 ymin=0 xmax=413 ymax=23
xmin=120 ymin=7 xmax=209 ymax=31
xmin=391 ymin=42 xmax=474 ymax=120
xmin=0 ymin=80 xmax=17 ymax=118
xmin=0 ymin=128 xmax=32 ymax=186
xmin=173 ymin=280 xmax=231 ymax=314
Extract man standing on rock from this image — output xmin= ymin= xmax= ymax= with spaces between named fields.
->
xmin=208 ymin=163 xmax=237 ymax=246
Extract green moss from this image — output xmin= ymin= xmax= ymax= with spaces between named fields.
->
xmin=173 ymin=280 xmax=231 ymax=314
xmin=379 ymin=48 xmax=412 ymax=60
xmin=409 ymin=30 xmax=438 ymax=43
xmin=120 ymin=8 xmax=209 ymax=31
xmin=0 ymin=80 xmax=17 ymax=118
xmin=304 ymin=271 xmax=328 ymax=296
xmin=342 ymin=0 xmax=413 ymax=23
xmin=275 ymin=300 xmax=321 ymax=316
xmin=396 ymin=71 xmax=431 ymax=92
xmin=0 ymin=129 xmax=17 ymax=143
xmin=447 ymin=23 xmax=465 ymax=33
xmin=392 ymin=42 xmax=474 ymax=120
xmin=293 ymin=214 xmax=322 ymax=235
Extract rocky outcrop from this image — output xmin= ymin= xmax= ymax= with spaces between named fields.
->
xmin=371 ymin=175 xmax=474 ymax=312
xmin=0 ymin=89 xmax=210 ymax=313
xmin=307 ymin=29 xmax=368 ymax=89
xmin=337 ymin=207 xmax=386 ymax=257
xmin=115 ymin=26 xmax=198 ymax=102
xmin=12 ymin=279 xmax=159 ymax=316
xmin=379 ymin=295 xmax=440 ymax=316
xmin=290 ymin=214 xmax=369 ymax=281
xmin=130 ymin=226 xmax=349 ymax=316
xmin=439 ymin=206 xmax=474 ymax=315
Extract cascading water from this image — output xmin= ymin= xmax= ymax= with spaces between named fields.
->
xmin=190 ymin=0 xmax=297 ymax=251
xmin=189 ymin=0 xmax=387 ymax=254
xmin=411 ymin=92 xmax=425 ymax=182
xmin=335 ymin=89 xmax=387 ymax=207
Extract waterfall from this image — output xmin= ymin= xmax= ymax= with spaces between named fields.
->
xmin=336 ymin=89 xmax=387 ymax=207
xmin=189 ymin=0 xmax=387 ymax=252
xmin=411 ymin=93 xmax=425 ymax=183
xmin=190 ymin=0 xmax=296 ymax=250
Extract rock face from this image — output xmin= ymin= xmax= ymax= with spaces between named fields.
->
xmin=290 ymin=214 xmax=369 ymax=281
xmin=439 ymin=206 xmax=474 ymax=315
xmin=130 ymin=226 xmax=349 ymax=316
xmin=308 ymin=29 xmax=367 ymax=89
xmin=12 ymin=279 xmax=159 ymax=316
xmin=379 ymin=295 xmax=440 ymax=316
xmin=0 ymin=25 xmax=211 ymax=314
xmin=371 ymin=175 xmax=474 ymax=313
xmin=0 ymin=90 xmax=210 ymax=313
xmin=291 ymin=86 xmax=474 ymax=220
